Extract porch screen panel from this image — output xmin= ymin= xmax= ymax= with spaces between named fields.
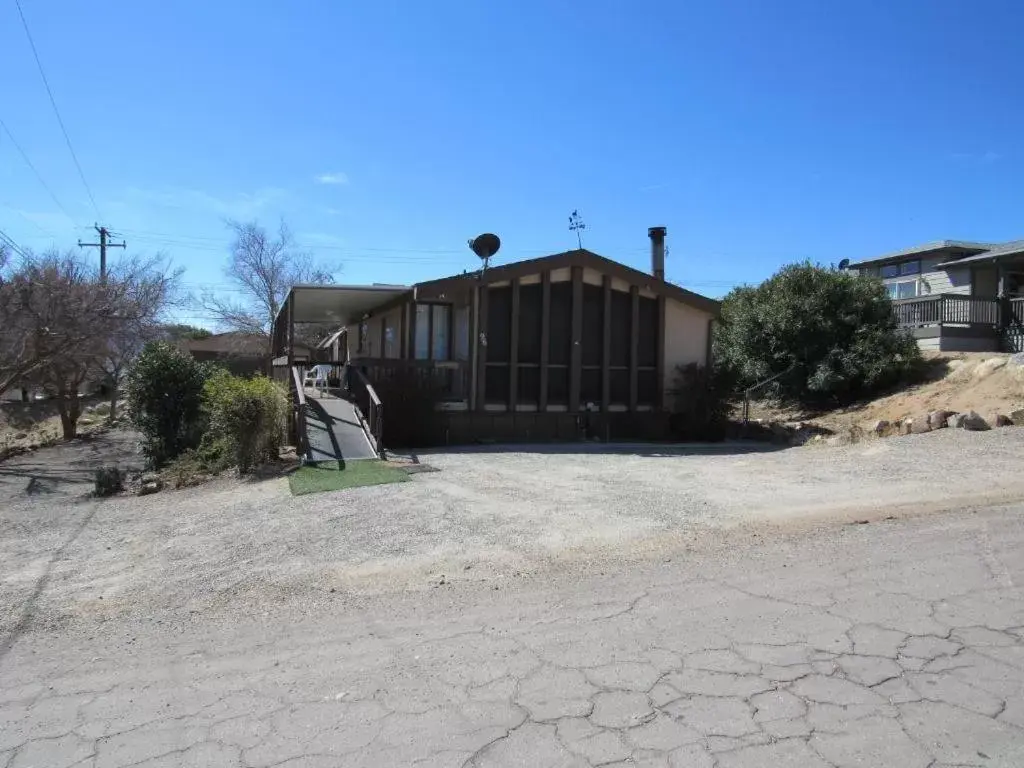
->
xmin=547 ymin=280 xmax=572 ymax=406
xmin=581 ymin=284 xmax=603 ymax=367
xmin=485 ymin=286 xmax=512 ymax=406
xmin=515 ymin=284 xmax=542 ymax=406
xmin=637 ymin=296 xmax=658 ymax=406
xmin=518 ymin=284 xmax=542 ymax=363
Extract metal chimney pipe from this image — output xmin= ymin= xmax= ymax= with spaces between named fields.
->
xmin=648 ymin=227 xmax=666 ymax=280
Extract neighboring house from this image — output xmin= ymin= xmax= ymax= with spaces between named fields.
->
xmin=180 ymin=332 xmax=275 ymax=377
xmin=271 ymin=229 xmax=720 ymax=443
xmin=848 ymin=239 xmax=1024 ymax=352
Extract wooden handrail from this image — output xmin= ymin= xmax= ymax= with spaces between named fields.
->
xmin=346 ymin=365 xmax=385 ymax=457
xmin=289 ymin=365 xmax=308 ymax=459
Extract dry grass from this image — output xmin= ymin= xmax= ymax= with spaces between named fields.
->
xmin=745 ymin=352 xmax=1024 ymax=431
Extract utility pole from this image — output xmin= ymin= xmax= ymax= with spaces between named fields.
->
xmin=78 ymin=225 xmax=125 ymax=280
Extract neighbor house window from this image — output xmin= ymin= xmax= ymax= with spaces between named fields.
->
xmin=887 ymin=281 xmax=919 ymax=300
xmin=880 ymin=259 xmax=920 ymax=279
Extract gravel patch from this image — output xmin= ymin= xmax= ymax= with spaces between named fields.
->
xmin=2 ymin=429 xmax=1023 ymax=636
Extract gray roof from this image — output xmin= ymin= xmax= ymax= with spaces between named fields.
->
xmin=935 ymin=239 xmax=1024 ymax=268
xmin=847 ymin=240 xmax=995 ymax=269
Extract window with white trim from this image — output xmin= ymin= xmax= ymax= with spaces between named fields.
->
xmin=886 ymin=280 xmax=918 ymax=300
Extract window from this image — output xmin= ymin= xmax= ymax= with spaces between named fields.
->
xmin=414 ymin=305 xmax=430 ymax=359
xmin=881 ymin=260 xmax=920 ymax=278
xmin=887 ymin=280 xmax=918 ymax=300
xmin=431 ymin=304 xmax=450 ymax=360
xmin=414 ymin=303 xmax=452 ymax=361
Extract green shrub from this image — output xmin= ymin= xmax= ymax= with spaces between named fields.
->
xmin=126 ymin=343 xmax=214 ymax=467
xmin=93 ymin=466 xmax=125 ymax=497
xmin=669 ymin=363 xmax=729 ymax=441
xmin=714 ymin=263 xmax=922 ymax=406
xmin=202 ymin=370 xmax=286 ymax=473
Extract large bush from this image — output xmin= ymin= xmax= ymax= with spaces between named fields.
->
xmin=715 ymin=263 xmax=921 ymax=405
xmin=126 ymin=342 xmax=212 ymax=467
xmin=202 ymin=370 xmax=286 ymax=473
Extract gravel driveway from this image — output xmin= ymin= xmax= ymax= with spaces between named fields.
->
xmin=3 ymin=428 xmax=1024 ymax=638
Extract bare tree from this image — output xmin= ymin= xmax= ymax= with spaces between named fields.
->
xmin=2 ymin=250 xmax=179 ymax=438
xmin=199 ymin=220 xmax=337 ymax=344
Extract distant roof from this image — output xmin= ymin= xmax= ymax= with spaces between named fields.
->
xmin=181 ymin=332 xmax=269 ymax=356
xmin=936 ymin=239 xmax=1024 ymax=268
xmin=281 ymin=284 xmax=411 ymax=326
xmin=848 ymin=240 xmax=995 ymax=268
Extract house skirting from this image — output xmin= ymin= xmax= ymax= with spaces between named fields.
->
xmin=910 ymin=325 xmax=1000 ymax=353
xmin=434 ymin=410 xmax=672 ymax=445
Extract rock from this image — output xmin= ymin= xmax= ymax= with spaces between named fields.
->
xmin=994 ymin=414 xmax=1013 ymax=427
xmin=909 ymin=414 xmax=931 ymax=434
xmin=900 ymin=418 xmax=914 ymax=435
xmin=947 ymin=413 xmax=967 ymax=429
xmin=960 ymin=411 xmax=990 ymax=431
xmin=140 ymin=472 xmax=160 ymax=484
xmin=927 ymin=410 xmax=950 ymax=430
xmin=871 ymin=420 xmax=890 ymax=436
xmin=1010 ymin=409 xmax=1024 ymax=424
xmin=826 ymin=433 xmax=852 ymax=447
xmin=13 ymin=432 xmax=28 ymax=440
xmin=138 ymin=479 xmax=163 ymax=496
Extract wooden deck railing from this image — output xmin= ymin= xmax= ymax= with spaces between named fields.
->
xmin=1011 ymin=297 xmax=1024 ymax=326
xmin=893 ymin=294 xmax=1000 ymax=327
xmin=348 ymin=357 xmax=471 ymax=402
xmin=290 ymin=366 xmax=308 ymax=459
xmin=345 ymin=365 xmax=384 ymax=456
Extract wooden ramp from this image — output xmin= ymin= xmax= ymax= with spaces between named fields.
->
xmin=302 ymin=392 xmax=378 ymax=463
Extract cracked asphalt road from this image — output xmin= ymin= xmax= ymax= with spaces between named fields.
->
xmin=3 ymin=497 xmax=1024 ymax=767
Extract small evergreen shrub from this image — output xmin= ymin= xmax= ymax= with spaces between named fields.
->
xmin=126 ymin=343 xmax=213 ymax=467
xmin=93 ymin=466 xmax=125 ymax=497
xmin=202 ymin=370 xmax=286 ymax=473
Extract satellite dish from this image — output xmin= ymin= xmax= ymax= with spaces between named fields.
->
xmin=838 ymin=258 xmax=851 ymax=270
xmin=468 ymin=233 xmax=501 ymax=261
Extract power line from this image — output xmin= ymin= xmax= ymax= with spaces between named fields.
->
xmin=0 ymin=116 xmax=77 ymax=225
xmin=0 ymin=228 xmax=29 ymax=259
xmin=15 ymin=0 xmax=102 ymax=221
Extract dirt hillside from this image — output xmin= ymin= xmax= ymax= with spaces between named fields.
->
xmin=747 ymin=352 xmax=1024 ymax=431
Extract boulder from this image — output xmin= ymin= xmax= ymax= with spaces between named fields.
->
xmin=1010 ymin=409 xmax=1024 ymax=424
xmin=910 ymin=413 xmax=932 ymax=434
xmin=994 ymin=414 xmax=1013 ymax=427
xmin=13 ymin=432 xmax=28 ymax=440
xmin=960 ymin=411 xmax=990 ymax=431
xmin=900 ymin=418 xmax=914 ymax=435
xmin=928 ymin=410 xmax=950 ymax=430
xmin=871 ymin=420 xmax=890 ymax=436
xmin=947 ymin=413 xmax=967 ymax=429
xmin=138 ymin=477 xmax=163 ymax=496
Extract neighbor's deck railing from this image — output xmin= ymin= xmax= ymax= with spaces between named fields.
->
xmin=893 ymin=294 xmax=1000 ymax=327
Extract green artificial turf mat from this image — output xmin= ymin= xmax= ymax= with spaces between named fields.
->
xmin=288 ymin=459 xmax=410 ymax=496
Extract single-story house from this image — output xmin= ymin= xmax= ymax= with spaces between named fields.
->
xmin=271 ymin=228 xmax=720 ymax=443
xmin=180 ymin=332 xmax=279 ymax=377
xmin=847 ymin=239 xmax=1024 ymax=352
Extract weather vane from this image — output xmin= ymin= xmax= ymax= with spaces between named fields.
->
xmin=568 ymin=210 xmax=586 ymax=249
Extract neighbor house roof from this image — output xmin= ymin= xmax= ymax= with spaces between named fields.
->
xmin=935 ymin=240 xmax=1024 ymax=268
xmin=415 ymin=249 xmax=721 ymax=315
xmin=847 ymin=240 xmax=995 ymax=269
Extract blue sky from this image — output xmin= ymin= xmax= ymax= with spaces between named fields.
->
xmin=2 ymin=0 xmax=1021 ymax=327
